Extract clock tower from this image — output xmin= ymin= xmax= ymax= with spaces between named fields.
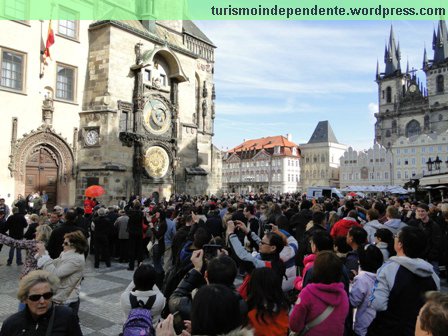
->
xmin=77 ymin=20 xmax=218 ymax=201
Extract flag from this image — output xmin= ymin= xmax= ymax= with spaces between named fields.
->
xmin=43 ymin=20 xmax=55 ymax=61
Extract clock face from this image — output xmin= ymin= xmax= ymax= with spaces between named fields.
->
xmin=143 ymin=98 xmax=171 ymax=135
xmin=409 ymin=84 xmax=417 ymax=93
xmin=144 ymin=146 xmax=170 ymax=178
xmin=85 ymin=129 xmax=99 ymax=146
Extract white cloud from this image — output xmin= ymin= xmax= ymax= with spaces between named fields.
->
xmin=368 ymin=102 xmax=378 ymax=125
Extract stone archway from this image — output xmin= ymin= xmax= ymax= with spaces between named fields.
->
xmin=9 ymin=125 xmax=75 ymax=207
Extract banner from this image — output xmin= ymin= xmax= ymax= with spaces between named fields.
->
xmin=0 ymin=0 xmax=446 ymax=20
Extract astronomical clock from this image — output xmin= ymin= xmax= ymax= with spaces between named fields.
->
xmin=143 ymin=97 xmax=172 ymax=136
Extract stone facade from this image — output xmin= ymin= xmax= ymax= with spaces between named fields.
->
xmin=77 ymin=21 xmax=219 ymax=203
xmin=375 ymin=22 xmax=448 ymax=149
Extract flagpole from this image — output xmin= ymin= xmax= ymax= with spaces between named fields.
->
xmin=39 ymin=20 xmax=44 ymax=78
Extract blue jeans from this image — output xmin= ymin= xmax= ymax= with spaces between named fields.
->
xmin=7 ymin=247 xmax=22 ymax=265
xmin=151 ymin=244 xmax=164 ymax=274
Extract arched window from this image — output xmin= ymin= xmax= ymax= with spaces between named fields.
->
xmin=436 ymin=75 xmax=444 ymax=93
xmin=406 ymin=120 xmax=421 ymax=138
xmin=386 ymin=86 xmax=392 ymax=103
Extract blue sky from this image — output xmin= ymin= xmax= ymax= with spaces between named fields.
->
xmin=195 ymin=20 xmax=438 ymax=151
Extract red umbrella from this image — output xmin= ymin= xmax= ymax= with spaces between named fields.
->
xmin=347 ymin=192 xmax=357 ymax=197
xmin=85 ymin=185 xmax=105 ymax=198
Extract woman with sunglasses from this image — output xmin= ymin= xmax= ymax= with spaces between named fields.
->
xmin=0 ymin=270 xmax=82 ymax=335
xmin=35 ymin=230 xmax=88 ymax=319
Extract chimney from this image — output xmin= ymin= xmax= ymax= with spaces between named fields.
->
xmin=286 ymin=133 xmax=292 ymax=141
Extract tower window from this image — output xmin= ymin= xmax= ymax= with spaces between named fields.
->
xmin=406 ymin=120 xmax=421 ymax=138
xmin=386 ymin=86 xmax=392 ymax=103
xmin=436 ymin=75 xmax=444 ymax=93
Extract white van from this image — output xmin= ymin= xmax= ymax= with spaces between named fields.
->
xmin=307 ymin=187 xmax=343 ymax=199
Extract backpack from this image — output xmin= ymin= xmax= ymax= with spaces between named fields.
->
xmin=122 ymin=294 xmax=157 ymax=336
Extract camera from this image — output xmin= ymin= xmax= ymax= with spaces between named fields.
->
xmin=264 ymin=224 xmax=272 ymax=232
xmin=173 ymin=311 xmax=184 ymax=334
xmin=202 ymin=244 xmax=221 ymax=261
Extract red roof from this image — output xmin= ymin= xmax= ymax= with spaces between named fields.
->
xmin=228 ymin=135 xmax=300 ymax=157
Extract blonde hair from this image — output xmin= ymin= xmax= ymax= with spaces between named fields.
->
xmin=36 ymin=224 xmax=52 ymax=244
xmin=29 ymin=214 xmax=39 ymax=223
xmin=17 ymin=270 xmax=59 ymax=302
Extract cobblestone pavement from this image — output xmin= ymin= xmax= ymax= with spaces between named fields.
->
xmin=0 ymin=247 xmax=132 ymax=335
xmin=0 ymin=247 xmax=447 ymax=335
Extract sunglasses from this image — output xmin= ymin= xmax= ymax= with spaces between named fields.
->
xmin=259 ymin=241 xmax=271 ymax=246
xmin=28 ymin=292 xmax=53 ymax=302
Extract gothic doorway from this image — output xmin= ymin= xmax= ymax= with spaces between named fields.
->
xmin=25 ymin=147 xmax=58 ymax=210
xmin=9 ymin=125 xmax=75 ymax=208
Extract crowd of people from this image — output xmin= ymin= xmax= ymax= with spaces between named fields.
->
xmin=0 ymin=191 xmax=447 ymax=336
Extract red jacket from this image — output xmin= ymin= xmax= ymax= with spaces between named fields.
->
xmin=83 ymin=199 xmax=95 ymax=215
xmin=330 ymin=218 xmax=361 ymax=238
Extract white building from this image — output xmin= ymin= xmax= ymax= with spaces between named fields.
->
xmin=300 ymin=121 xmax=347 ymax=191
xmin=340 ymin=144 xmax=393 ymax=187
xmin=0 ymin=19 xmax=92 ymax=208
xmin=392 ymin=132 xmax=448 ymax=185
xmin=222 ymin=135 xmax=301 ymax=194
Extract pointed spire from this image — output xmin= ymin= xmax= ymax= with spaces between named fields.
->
xmin=376 ymin=59 xmax=380 ymax=80
xmin=432 ymin=29 xmax=437 ymax=49
xmin=432 ymin=20 xmax=448 ymax=65
xmin=384 ymin=25 xmax=401 ymax=76
xmin=423 ymin=47 xmax=428 ymax=69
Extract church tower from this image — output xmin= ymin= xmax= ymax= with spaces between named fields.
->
xmin=423 ymin=20 xmax=448 ymax=134
xmin=375 ymin=26 xmax=428 ymax=148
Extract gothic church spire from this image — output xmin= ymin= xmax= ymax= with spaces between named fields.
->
xmin=384 ymin=25 xmax=401 ymax=77
xmin=432 ymin=20 xmax=448 ymax=65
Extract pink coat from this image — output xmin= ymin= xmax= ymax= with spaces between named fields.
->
xmin=294 ymin=254 xmax=316 ymax=291
xmin=290 ymin=282 xmax=349 ymax=336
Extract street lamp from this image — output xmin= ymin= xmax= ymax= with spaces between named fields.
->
xmin=434 ymin=156 xmax=442 ymax=171
xmin=426 ymin=158 xmax=433 ymax=173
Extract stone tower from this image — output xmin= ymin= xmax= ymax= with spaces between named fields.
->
xmin=375 ymin=26 xmax=430 ymax=148
xmin=423 ymin=20 xmax=448 ymax=134
xmin=76 ymin=20 xmax=218 ymax=203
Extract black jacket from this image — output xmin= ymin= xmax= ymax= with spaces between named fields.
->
xmin=0 ymin=304 xmax=82 ymax=336
xmin=5 ymin=213 xmax=28 ymax=239
xmin=127 ymin=209 xmax=143 ymax=236
xmin=409 ymin=218 xmax=443 ymax=262
xmin=168 ymin=268 xmax=247 ymax=321
xmin=47 ymin=222 xmax=86 ymax=259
